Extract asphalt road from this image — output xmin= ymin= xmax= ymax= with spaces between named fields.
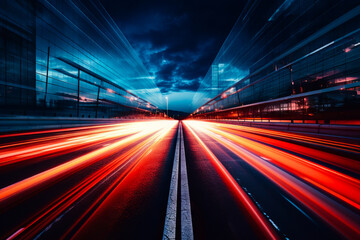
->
xmin=0 ymin=120 xmax=359 ymax=239
xmin=0 ymin=120 xmax=178 ymax=240
xmin=182 ymin=121 xmax=360 ymax=239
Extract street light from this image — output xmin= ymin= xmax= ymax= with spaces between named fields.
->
xmin=165 ymin=96 xmax=168 ymax=117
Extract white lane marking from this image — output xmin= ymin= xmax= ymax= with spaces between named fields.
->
xmin=163 ymin=123 xmax=181 ymax=240
xmin=281 ymin=194 xmax=315 ymax=223
xmin=180 ymin=122 xmax=194 ymax=240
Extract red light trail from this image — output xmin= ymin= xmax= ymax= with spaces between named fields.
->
xmin=183 ymin=120 xmax=360 ymax=239
xmin=0 ymin=120 xmax=359 ymax=239
xmin=0 ymin=120 xmax=178 ymax=239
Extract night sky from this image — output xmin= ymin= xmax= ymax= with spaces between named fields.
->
xmin=100 ymin=0 xmax=246 ymax=112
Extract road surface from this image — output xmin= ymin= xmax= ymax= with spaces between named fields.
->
xmin=0 ymin=120 xmax=359 ymax=239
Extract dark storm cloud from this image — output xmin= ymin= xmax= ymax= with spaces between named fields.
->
xmin=156 ymin=63 xmax=177 ymax=81
xmin=100 ymin=0 xmax=246 ymax=94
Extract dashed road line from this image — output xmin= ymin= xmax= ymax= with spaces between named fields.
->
xmin=163 ymin=122 xmax=194 ymax=240
xmin=180 ymin=122 xmax=194 ymax=240
xmin=163 ymin=123 xmax=181 ymax=240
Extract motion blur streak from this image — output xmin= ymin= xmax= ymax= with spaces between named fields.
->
xmin=183 ymin=121 xmax=279 ymax=240
xmin=0 ymin=120 xmax=178 ymax=239
xmin=1 ymin=120 xmax=359 ymax=239
xmin=0 ymin=120 xmax=176 ymax=202
xmin=13 ymin=121 xmax=177 ymax=240
xmin=184 ymin=120 xmax=360 ymax=239
xmin=0 ymin=122 xmax=161 ymax=166
xmin=212 ymin=123 xmax=360 ymax=152
xmin=0 ymin=123 xmax=129 ymax=139
xmin=70 ymin=123 xmax=177 ymax=239
xmin=213 ymin=123 xmax=360 ymax=174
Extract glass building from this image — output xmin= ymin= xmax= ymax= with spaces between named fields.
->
xmin=0 ymin=0 xmax=164 ymax=118
xmin=191 ymin=0 xmax=360 ymax=124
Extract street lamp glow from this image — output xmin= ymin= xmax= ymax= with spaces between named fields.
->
xmin=165 ymin=96 xmax=168 ymax=117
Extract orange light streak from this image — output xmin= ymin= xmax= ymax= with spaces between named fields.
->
xmin=185 ymin=120 xmax=360 ymax=239
xmin=183 ymin=121 xmax=279 ymax=240
xmin=209 ymin=121 xmax=360 ymax=152
xmin=68 ymin=121 xmax=177 ymax=239
xmin=8 ymin=120 xmax=177 ymax=240
xmin=213 ymin=125 xmax=360 ymax=174
xmin=0 ymin=121 xmax=176 ymax=204
xmin=0 ymin=122 xmax=168 ymax=167
xmin=203 ymin=126 xmax=360 ymax=210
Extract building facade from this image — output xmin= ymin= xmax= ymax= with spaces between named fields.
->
xmin=0 ymin=0 xmax=164 ymax=118
xmin=0 ymin=0 xmax=37 ymax=110
xmin=192 ymin=0 xmax=360 ymax=124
